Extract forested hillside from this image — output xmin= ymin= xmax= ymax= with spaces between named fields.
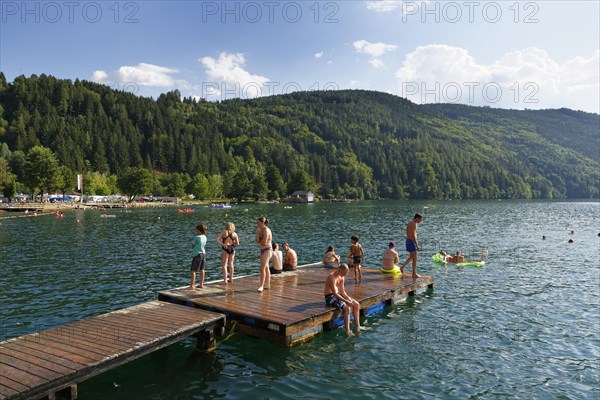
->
xmin=0 ymin=73 xmax=598 ymax=200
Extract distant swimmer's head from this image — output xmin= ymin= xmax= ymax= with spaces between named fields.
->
xmin=568 ymin=239 xmax=574 ymax=243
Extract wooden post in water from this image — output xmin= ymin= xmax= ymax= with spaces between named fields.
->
xmin=195 ymin=328 xmax=217 ymax=352
xmin=47 ymin=384 xmax=77 ymax=400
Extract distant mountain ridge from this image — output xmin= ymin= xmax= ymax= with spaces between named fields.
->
xmin=0 ymin=73 xmax=598 ymax=199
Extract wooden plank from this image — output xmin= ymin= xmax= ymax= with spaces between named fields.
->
xmin=14 ymin=337 xmax=103 ymax=364
xmin=19 ymin=336 xmax=108 ymax=362
xmin=67 ymin=314 xmax=175 ymax=340
xmin=32 ymin=328 xmax=127 ymax=355
xmin=11 ymin=338 xmax=101 ymax=365
xmin=0 ymin=373 xmax=31 ymax=394
xmin=0 ymin=363 xmax=40 ymax=390
xmin=44 ymin=322 xmax=141 ymax=350
xmin=0 ymin=353 xmax=64 ymax=382
xmin=0 ymin=347 xmax=75 ymax=376
xmin=0 ymin=382 xmax=20 ymax=398
xmin=62 ymin=318 xmax=155 ymax=347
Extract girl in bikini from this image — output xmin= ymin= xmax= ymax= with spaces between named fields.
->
xmin=323 ymin=245 xmax=340 ymax=268
xmin=381 ymin=242 xmax=400 ymax=271
xmin=256 ymin=217 xmax=273 ymax=292
xmin=215 ymin=222 xmax=239 ymax=283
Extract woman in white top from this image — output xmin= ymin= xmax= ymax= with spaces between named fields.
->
xmin=270 ymin=242 xmax=283 ymax=274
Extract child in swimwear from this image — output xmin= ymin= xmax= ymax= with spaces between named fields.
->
xmin=349 ymin=236 xmax=365 ymax=280
xmin=189 ymin=224 xmax=207 ymax=289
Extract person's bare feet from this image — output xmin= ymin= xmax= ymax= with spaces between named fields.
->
xmin=186 ymin=286 xmax=195 ymax=290
xmin=257 ymin=287 xmax=263 ymax=292
xmin=412 ymin=274 xmax=421 ymax=279
xmin=346 ymin=330 xmax=355 ymax=336
xmin=197 ymin=285 xmax=204 ymax=288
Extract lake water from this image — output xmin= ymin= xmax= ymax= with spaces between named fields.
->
xmin=1 ymin=200 xmax=599 ymax=399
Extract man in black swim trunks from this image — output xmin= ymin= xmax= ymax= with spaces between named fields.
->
xmin=324 ymin=264 xmax=361 ymax=335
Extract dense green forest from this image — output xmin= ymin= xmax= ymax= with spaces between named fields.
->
xmin=0 ymin=73 xmax=598 ymax=200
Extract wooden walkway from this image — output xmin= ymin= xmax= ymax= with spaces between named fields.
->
xmin=159 ymin=264 xmax=434 ymax=346
xmin=0 ymin=301 xmax=225 ymax=400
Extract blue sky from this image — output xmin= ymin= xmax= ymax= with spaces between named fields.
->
xmin=1 ymin=1 xmax=599 ymax=112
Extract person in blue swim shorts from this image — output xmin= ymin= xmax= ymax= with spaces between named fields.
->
xmin=400 ymin=213 xmax=424 ymax=278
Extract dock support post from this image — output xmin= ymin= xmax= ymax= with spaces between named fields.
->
xmin=48 ymin=384 xmax=77 ymax=400
xmin=195 ymin=329 xmax=217 ymax=352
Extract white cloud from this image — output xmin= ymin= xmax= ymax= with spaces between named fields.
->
xmin=315 ymin=51 xmax=324 ymax=59
xmin=200 ymin=52 xmax=269 ymax=99
xmin=354 ymin=40 xmax=397 ymax=57
xmin=369 ymin=59 xmax=385 ymax=69
xmin=91 ymin=63 xmax=189 ymax=89
xmin=395 ymin=45 xmax=600 ymax=112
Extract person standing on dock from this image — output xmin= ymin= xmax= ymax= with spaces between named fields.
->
xmin=189 ymin=224 xmax=208 ymax=289
xmin=324 ymin=263 xmax=361 ymax=335
xmin=256 ymin=217 xmax=273 ymax=292
xmin=215 ymin=222 xmax=239 ymax=283
xmin=349 ymin=236 xmax=365 ymax=280
xmin=400 ymin=214 xmax=424 ymax=278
